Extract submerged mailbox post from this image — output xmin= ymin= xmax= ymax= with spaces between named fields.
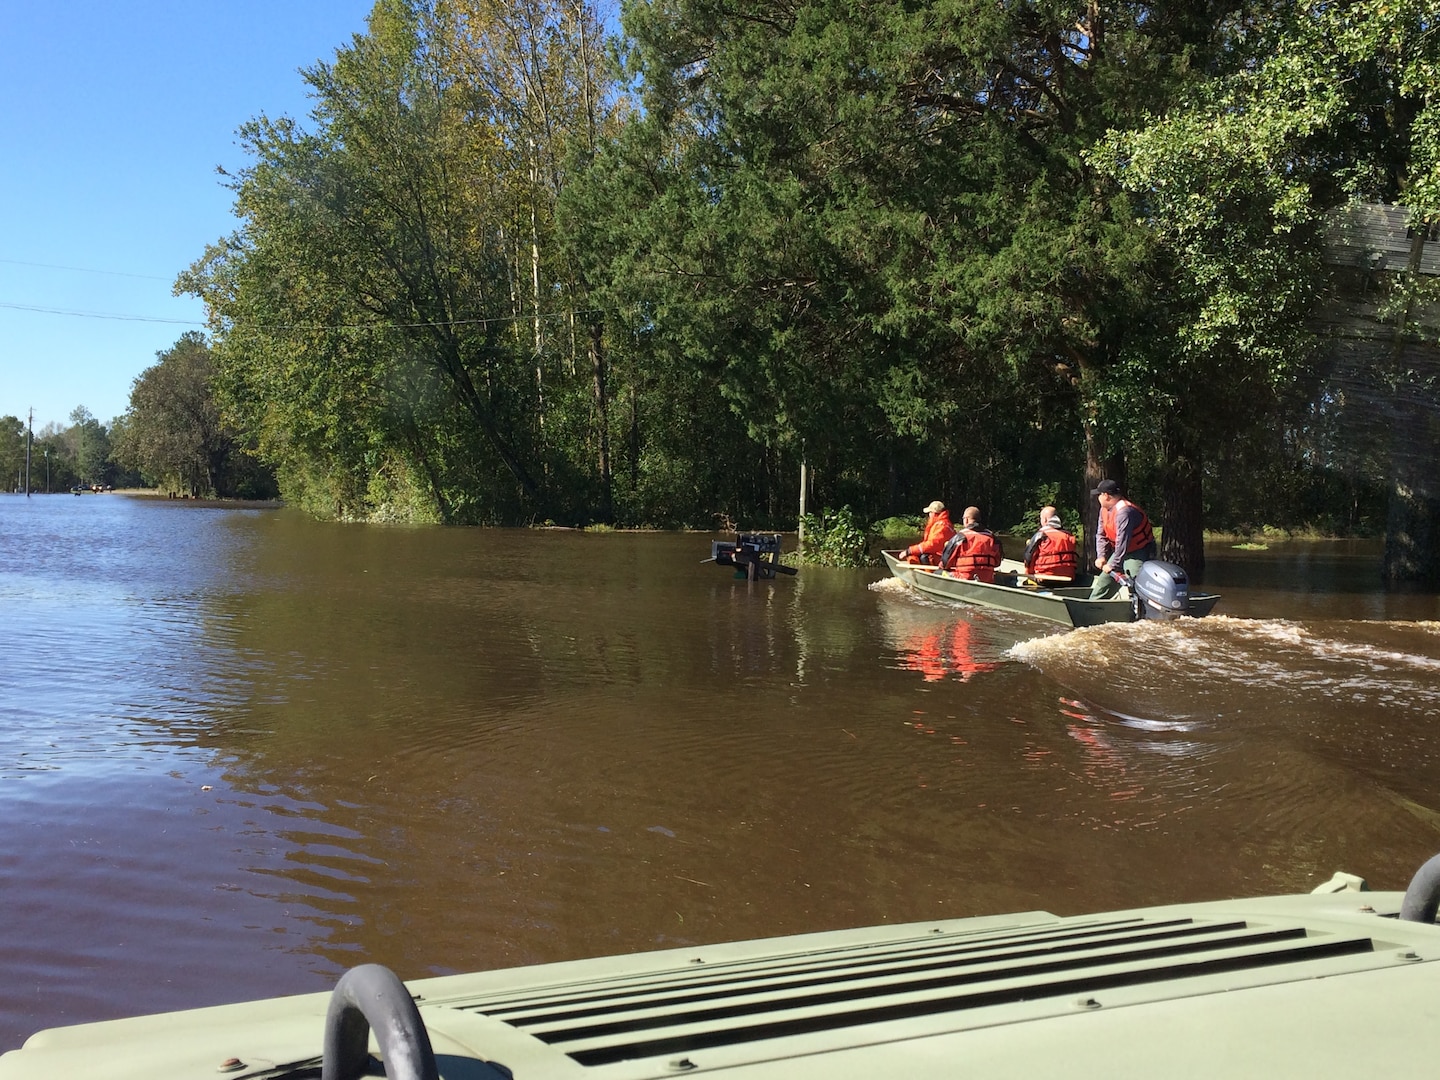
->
xmin=708 ymin=533 xmax=797 ymax=580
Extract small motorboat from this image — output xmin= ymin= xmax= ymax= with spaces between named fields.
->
xmin=882 ymin=550 xmax=1220 ymax=628
xmin=5 ymin=854 xmax=1440 ymax=1078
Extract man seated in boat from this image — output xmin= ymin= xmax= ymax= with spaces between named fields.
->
xmin=1088 ymin=479 xmax=1157 ymax=599
xmin=1022 ymin=506 xmax=1079 ymax=582
xmin=899 ymin=500 xmax=955 ymax=564
xmin=938 ymin=506 xmax=1004 ymax=582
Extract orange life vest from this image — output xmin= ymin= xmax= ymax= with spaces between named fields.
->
xmin=905 ymin=510 xmax=955 ymax=564
xmin=941 ymin=527 xmax=1003 ymax=583
xmin=1100 ymin=499 xmax=1155 ymax=557
xmin=1028 ymin=527 xmax=1078 ymax=579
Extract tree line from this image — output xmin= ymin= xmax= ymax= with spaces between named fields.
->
xmin=3 ymin=333 xmax=277 ymax=499
xmin=0 ymin=407 xmax=132 ymax=494
xmin=154 ymin=0 xmax=1438 ymax=577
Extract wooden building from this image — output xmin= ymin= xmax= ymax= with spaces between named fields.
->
xmin=1319 ymin=203 xmax=1440 ymax=582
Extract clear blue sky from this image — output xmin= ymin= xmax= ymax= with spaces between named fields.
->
xmin=1 ymin=1 xmax=375 ymax=432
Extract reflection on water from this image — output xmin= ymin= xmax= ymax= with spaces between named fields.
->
xmin=872 ymin=579 xmax=1008 ymax=682
xmin=4 ymin=498 xmax=1440 ymax=1050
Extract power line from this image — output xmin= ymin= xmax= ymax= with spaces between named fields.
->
xmin=0 ymin=298 xmax=602 ymax=331
xmin=0 ymin=300 xmax=201 ymax=325
xmin=218 ymin=310 xmax=606 ymax=332
xmin=0 ymin=258 xmax=172 ymax=282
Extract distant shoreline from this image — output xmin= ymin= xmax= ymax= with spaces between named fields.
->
xmin=115 ymin=489 xmax=284 ymax=510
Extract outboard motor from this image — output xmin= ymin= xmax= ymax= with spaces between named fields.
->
xmin=1130 ymin=560 xmax=1192 ymax=621
xmin=709 ymin=533 xmax=797 ymax=579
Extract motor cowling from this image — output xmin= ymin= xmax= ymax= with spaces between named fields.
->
xmin=711 ymin=533 xmax=788 ymax=579
xmin=1130 ymin=560 xmax=1192 ymax=620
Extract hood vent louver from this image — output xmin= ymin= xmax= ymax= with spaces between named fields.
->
xmin=453 ymin=915 xmax=1377 ymax=1068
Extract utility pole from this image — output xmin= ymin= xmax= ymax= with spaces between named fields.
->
xmin=798 ymin=458 xmax=809 ymax=553
xmin=25 ymin=408 xmax=32 ymax=497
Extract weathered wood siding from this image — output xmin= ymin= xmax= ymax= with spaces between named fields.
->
xmin=1323 ymin=202 xmax=1440 ymax=275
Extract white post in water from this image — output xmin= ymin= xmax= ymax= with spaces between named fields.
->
xmin=798 ymin=458 xmax=808 ymax=553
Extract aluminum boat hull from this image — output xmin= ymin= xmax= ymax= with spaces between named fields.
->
xmin=882 ymin=550 xmax=1220 ymax=627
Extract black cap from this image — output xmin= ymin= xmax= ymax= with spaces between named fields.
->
xmin=1091 ymin=479 xmax=1121 ymax=496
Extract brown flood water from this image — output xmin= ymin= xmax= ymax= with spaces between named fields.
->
xmin=3 ymin=495 xmax=1440 ymax=1049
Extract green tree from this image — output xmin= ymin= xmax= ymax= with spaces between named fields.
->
xmin=578 ymin=0 xmax=1274 ymax=547
xmin=1087 ymin=48 xmax=1337 ymax=569
xmin=182 ymin=0 xmax=625 ymax=524
xmin=1091 ymin=0 xmax=1440 ymax=577
xmin=65 ymin=407 xmax=112 ymax=488
xmin=112 ymin=332 xmax=272 ymax=497
xmin=0 ymin=415 xmax=24 ymax=492
xmin=181 ymin=0 xmax=527 ymax=520
xmin=447 ymin=0 xmax=622 ymax=517
xmin=31 ymin=424 xmax=79 ymax=493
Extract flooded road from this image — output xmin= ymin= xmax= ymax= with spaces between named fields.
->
xmin=3 ymin=495 xmax=1439 ymax=1048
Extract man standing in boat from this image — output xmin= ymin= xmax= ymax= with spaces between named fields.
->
xmin=940 ymin=506 xmax=1004 ymax=582
xmin=1023 ymin=506 xmax=1078 ymax=581
xmin=1088 ymin=480 xmax=1156 ymax=599
xmin=901 ymin=500 xmax=956 ymax=564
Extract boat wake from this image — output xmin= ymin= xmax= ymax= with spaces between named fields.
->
xmin=868 ymin=577 xmax=916 ymax=597
xmin=1009 ymin=614 xmax=1440 ymax=733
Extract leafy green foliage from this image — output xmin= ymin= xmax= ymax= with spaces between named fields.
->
xmin=136 ymin=0 xmax=1438 ymax=559
xmin=799 ymin=506 xmax=870 ymax=567
xmin=1081 ymin=0 xmax=1440 ymax=570
xmin=0 ymin=410 xmax=142 ymax=493
xmin=871 ymin=515 xmax=919 ymax=541
xmin=0 ymin=416 xmax=25 ymax=491
xmin=578 ymin=0 xmax=1306 ymax=549
xmin=66 ymin=407 xmax=114 ymax=488
xmin=111 ymin=332 xmax=275 ymax=498
xmin=181 ymin=0 xmax=624 ymax=524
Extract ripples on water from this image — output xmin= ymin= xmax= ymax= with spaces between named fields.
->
xmin=5 ymin=500 xmax=1440 ymax=1050
xmin=1011 ymin=614 xmax=1440 ymax=838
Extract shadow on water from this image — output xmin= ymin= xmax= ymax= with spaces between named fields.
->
xmin=1201 ymin=539 xmax=1440 ymax=621
xmin=4 ymin=503 xmax=1440 ymax=1049
xmin=1204 ymin=539 xmax=1384 ymax=593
